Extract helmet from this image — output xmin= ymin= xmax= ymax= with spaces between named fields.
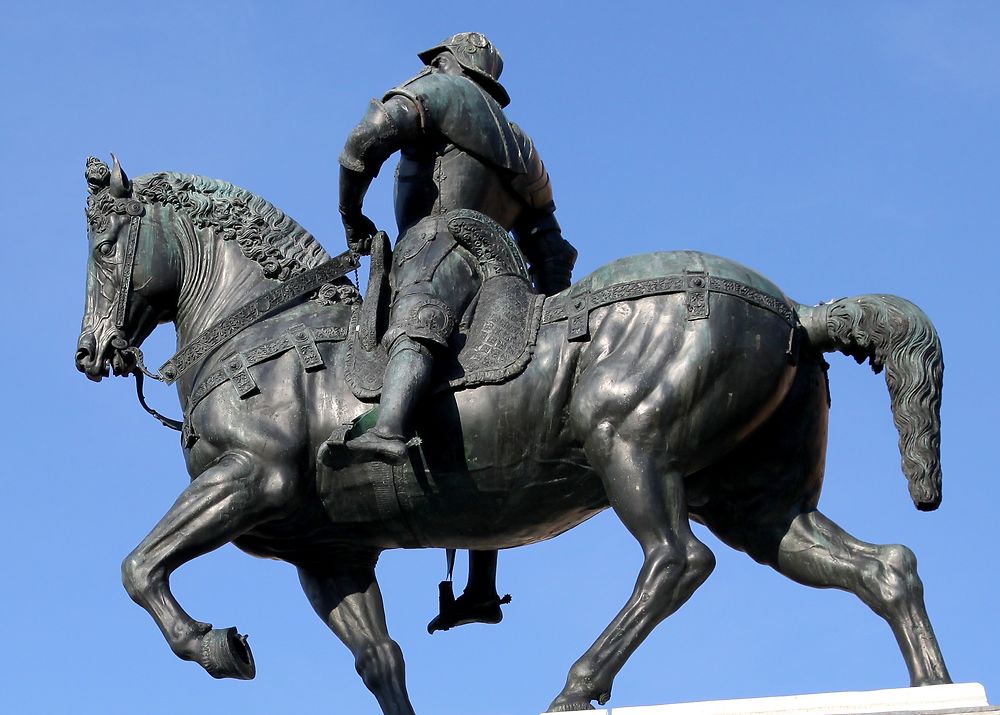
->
xmin=418 ymin=32 xmax=510 ymax=107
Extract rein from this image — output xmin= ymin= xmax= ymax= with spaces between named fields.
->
xmin=107 ymin=195 xmax=359 ymax=432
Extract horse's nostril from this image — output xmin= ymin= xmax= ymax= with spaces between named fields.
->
xmin=76 ymin=333 xmax=97 ymax=370
xmin=75 ymin=347 xmax=91 ymax=370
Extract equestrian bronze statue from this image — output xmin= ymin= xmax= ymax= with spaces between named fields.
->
xmin=74 ymin=34 xmax=951 ymax=715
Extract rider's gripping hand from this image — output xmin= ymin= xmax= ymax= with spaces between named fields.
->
xmin=342 ymin=209 xmax=377 ymax=256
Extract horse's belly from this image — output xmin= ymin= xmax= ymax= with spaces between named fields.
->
xmin=318 ymin=447 xmax=606 ymax=550
xmin=319 ymin=345 xmax=606 ymax=550
xmin=401 ymin=459 xmax=607 ymax=549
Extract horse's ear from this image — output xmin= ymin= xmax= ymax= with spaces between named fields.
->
xmin=109 ymin=153 xmax=132 ymax=198
xmin=85 ymin=156 xmax=110 ymax=195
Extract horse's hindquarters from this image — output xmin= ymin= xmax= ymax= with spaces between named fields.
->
xmin=569 ymin=293 xmax=798 ymax=473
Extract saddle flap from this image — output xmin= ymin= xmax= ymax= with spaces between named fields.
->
xmin=451 ymin=275 xmax=541 ymax=387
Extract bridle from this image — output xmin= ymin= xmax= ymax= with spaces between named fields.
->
xmin=95 ymin=195 xmax=184 ymax=430
xmin=95 ymin=191 xmax=360 ymax=433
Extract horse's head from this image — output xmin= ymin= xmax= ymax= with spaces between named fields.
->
xmin=75 ymin=155 xmax=180 ymax=381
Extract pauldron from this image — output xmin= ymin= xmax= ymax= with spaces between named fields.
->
xmin=339 ymin=98 xmax=400 ymax=176
xmin=384 ymin=70 xmax=526 ymax=174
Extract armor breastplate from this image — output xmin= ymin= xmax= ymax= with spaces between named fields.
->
xmin=394 ymin=145 xmax=522 ymax=234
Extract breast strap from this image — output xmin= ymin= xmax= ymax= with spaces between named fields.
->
xmin=158 ymin=251 xmax=358 ymax=384
xmin=186 ymin=324 xmax=349 ymax=416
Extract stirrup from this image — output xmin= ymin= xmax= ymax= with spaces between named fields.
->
xmin=427 ymin=580 xmax=512 ymax=634
xmin=345 ymin=429 xmax=409 ymax=464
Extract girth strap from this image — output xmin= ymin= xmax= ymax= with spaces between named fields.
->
xmin=159 ymin=251 xmax=359 ymax=384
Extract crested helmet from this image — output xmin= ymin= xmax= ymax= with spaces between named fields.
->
xmin=418 ymin=32 xmax=511 ymax=107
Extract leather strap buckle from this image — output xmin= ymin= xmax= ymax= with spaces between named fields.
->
xmin=223 ymin=352 xmax=257 ymax=399
xmin=685 ymin=270 xmax=710 ymax=320
xmin=566 ymin=291 xmax=591 ymax=341
xmin=288 ymin=323 xmax=324 ymax=371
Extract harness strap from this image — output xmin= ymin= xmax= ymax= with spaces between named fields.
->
xmin=159 ymin=251 xmax=359 ymax=385
xmin=541 ymin=272 xmax=797 ymax=337
xmin=186 ymin=325 xmax=349 ymax=416
xmin=446 ymin=548 xmax=457 ymax=582
xmin=114 ymin=208 xmax=144 ymax=330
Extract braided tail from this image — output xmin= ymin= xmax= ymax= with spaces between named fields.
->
xmin=797 ymin=295 xmax=944 ymax=511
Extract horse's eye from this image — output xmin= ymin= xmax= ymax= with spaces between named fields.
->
xmin=97 ymin=241 xmax=116 ymax=257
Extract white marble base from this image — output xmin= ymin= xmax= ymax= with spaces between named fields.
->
xmin=545 ymin=683 xmax=994 ymax=715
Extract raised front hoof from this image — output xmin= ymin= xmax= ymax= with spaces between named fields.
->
xmin=545 ymin=701 xmax=595 ymax=713
xmin=427 ymin=593 xmax=511 ymax=634
xmin=200 ymin=627 xmax=256 ymax=680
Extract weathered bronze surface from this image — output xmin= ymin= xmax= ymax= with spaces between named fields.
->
xmin=75 ymin=34 xmax=952 ymax=715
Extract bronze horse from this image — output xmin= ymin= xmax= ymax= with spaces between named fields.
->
xmin=75 ymin=157 xmax=950 ymax=714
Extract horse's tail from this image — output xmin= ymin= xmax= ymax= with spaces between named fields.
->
xmin=796 ymin=295 xmax=944 ymax=511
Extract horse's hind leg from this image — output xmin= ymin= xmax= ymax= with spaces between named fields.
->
xmin=769 ymin=510 xmax=950 ymax=685
xmin=298 ymin=559 xmax=415 ymax=715
xmin=548 ymin=431 xmax=716 ymax=712
xmin=121 ymin=450 xmax=297 ymax=679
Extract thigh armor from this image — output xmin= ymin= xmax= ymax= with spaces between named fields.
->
xmin=384 ymin=214 xmax=479 ymax=348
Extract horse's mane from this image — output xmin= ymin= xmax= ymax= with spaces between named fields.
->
xmin=134 ymin=172 xmax=332 ymax=282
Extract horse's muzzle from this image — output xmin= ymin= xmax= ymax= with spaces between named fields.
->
xmin=76 ymin=331 xmax=109 ymax=381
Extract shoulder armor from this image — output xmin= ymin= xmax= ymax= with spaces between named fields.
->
xmin=339 ymin=96 xmax=419 ymax=176
xmin=508 ymin=123 xmax=553 ymax=210
xmin=385 ymin=71 xmax=527 ymax=174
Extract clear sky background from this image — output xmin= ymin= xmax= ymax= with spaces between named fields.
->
xmin=2 ymin=2 xmax=998 ymax=714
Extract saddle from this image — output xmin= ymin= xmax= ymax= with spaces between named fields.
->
xmin=345 ymin=216 xmax=545 ymax=400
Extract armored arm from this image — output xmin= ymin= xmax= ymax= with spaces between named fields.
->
xmin=513 ymin=211 xmax=577 ymax=296
xmin=509 ymin=127 xmax=577 ymax=295
xmin=339 ymin=95 xmax=421 ymax=252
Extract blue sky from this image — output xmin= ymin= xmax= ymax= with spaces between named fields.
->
xmin=2 ymin=2 xmax=998 ymax=714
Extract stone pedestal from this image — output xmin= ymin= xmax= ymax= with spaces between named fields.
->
xmin=547 ymin=683 xmax=995 ymax=715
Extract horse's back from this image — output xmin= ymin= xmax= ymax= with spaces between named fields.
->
xmin=564 ymin=250 xmax=791 ymax=304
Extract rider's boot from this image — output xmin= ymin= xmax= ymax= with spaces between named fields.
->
xmin=346 ymin=336 xmax=433 ymax=464
xmin=428 ymin=550 xmax=511 ymax=633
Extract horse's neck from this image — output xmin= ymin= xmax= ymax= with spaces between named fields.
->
xmin=173 ymin=230 xmax=273 ymax=348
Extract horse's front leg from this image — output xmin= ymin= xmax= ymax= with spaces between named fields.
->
xmin=298 ymin=558 xmax=416 ymax=715
xmin=121 ymin=449 xmax=297 ymax=679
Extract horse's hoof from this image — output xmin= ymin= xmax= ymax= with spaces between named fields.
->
xmin=200 ymin=627 xmax=256 ymax=680
xmin=545 ymin=704 xmax=595 ymax=713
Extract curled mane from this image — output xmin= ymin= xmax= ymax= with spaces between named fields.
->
xmin=134 ymin=172 xmax=331 ymax=282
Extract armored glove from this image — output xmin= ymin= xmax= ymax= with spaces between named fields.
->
xmin=533 ymin=256 xmax=575 ymax=296
xmin=341 ymin=209 xmax=377 ymax=256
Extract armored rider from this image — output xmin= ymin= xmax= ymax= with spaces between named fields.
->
xmin=329 ymin=32 xmax=577 ymax=631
